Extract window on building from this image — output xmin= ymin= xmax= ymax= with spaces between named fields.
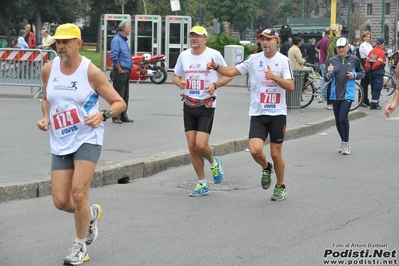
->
xmin=367 ymin=4 xmax=372 ymax=15
xmin=351 ymin=4 xmax=354 ymax=13
xmin=385 ymin=3 xmax=390 ymax=15
xmin=385 ymin=25 xmax=389 ymax=45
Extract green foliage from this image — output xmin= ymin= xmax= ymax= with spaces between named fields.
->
xmin=205 ymin=0 xmax=260 ymax=27
xmin=206 ymin=33 xmax=240 ymax=55
xmin=80 ymin=50 xmax=101 ymax=68
xmin=206 ymin=33 xmax=256 ymax=59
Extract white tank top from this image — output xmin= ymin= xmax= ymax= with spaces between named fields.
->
xmin=46 ymin=56 xmax=104 ymax=155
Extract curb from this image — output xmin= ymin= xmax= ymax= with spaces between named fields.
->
xmin=0 ymin=110 xmax=367 ymax=203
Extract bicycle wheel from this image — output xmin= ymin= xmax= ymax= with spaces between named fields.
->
xmin=246 ymin=74 xmax=251 ymax=92
xmin=350 ymin=81 xmax=363 ymax=111
xmin=380 ymin=74 xmax=396 ymax=96
xmin=300 ymin=78 xmax=315 ymax=108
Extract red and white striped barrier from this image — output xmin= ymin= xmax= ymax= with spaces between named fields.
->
xmin=0 ymin=49 xmax=52 ymax=62
xmin=0 ymin=48 xmax=58 ymax=99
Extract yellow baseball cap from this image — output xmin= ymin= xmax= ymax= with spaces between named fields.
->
xmin=189 ymin=26 xmax=208 ymax=37
xmin=53 ymin=23 xmax=81 ymax=40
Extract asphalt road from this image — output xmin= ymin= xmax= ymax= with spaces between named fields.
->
xmin=0 ymin=79 xmax=374 ymax=202
xmin=1 ymin=109 xmax=398 ymax=266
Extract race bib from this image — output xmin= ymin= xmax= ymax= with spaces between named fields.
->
xmin=51 ymin=101 xmax=83 ymax=138
xmin=185 ymin=78 xmax=205 ymax=96
xmin=259 ymin=87 xmax=281 ymax=109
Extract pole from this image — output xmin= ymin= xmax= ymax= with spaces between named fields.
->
xmin=331 ymin=0 xmax=337 ymax=25
xmin=302 ymin=0 xmax=305 ymax=18
xmin=199 ymin=0 xmax=202 ymax=25
xmin=184 ymin=0 xmax=187 ymax=15
xmin=357 ymin=0 xmax=361 ymax=43
xmin=347 ymin=0 xmax=351 ymax=40
xmin=381 ymin=0 xmax=386 ymax=39
xmin=142 ymin=0 xmax=147 ymax=15
xmin=396 ymin=0 xmax=399 ymax=49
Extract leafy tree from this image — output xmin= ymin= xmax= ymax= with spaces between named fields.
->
xmin=0 ymin=0 xmax=34 ymax=46
xmin=277 ymin=0 xmax=302 ymax=19
xmin=205 ymin=0 xmax=260 ymax=39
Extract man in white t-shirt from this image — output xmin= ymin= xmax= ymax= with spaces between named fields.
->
xmin=173 ymin=26 xmax=232 ymax=197
xmin=206 ymin=28 xmax=294 ymax=201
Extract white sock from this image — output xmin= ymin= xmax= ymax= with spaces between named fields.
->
xmin=211 ymin=160 xmax=217 ymax=167
xmin=74 ymin=237 xmax=87 ymax=251
xmin=199 ymin=179 xmax=206 ymax=185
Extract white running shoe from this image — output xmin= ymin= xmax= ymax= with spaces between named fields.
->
xmin=341 ymin=142 xmax=351 ymax=155
xmin=63 ymin=242 xmax=89 ymax=265
xmin=86 ymin=204 xmax=103 ymax=245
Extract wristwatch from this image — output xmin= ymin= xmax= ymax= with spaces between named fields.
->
xmin=101 ymin=109 xmax=113 ymax=121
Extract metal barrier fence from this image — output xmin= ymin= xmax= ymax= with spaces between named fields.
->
xmin=0 ymin=48 xmax=57 ymax=98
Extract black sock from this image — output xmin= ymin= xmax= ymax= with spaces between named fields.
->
xmin=264 ymin=162 xmax=272 ymax=171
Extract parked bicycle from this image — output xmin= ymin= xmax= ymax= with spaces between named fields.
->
xmin=300 ymin=63 xmax=323 ymax=108
xmin=380 ymin=68 xmax=396 ymax=96
xmin=300 ymin=63 xmax=363 ymax=111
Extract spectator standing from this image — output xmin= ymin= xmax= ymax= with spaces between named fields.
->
xmin=358 ymin=31 xmax=373 ymax=107
xmin=173 ymin=26 xmax=232 ymax=197
xmin=325 ymin=37 xmax=365 ymax=155
xmin=299 ymin=37 xmax=309 ymax=61
xmin=307 ymin=38 xmax=317 ymax=64
xmin=288 ymin=36 xmax=306 ymax=69
xmin=279 ymin=37 xmax=292 ymax=56
xmin=316 ymin=28 xmax=330 ymax=99
xmin=24 ymin=24 xmax=36 ymax=48
xmin=16 ymin=30 xmax=29 ymax=49
xmin=325 ymin=23 xmax=342 ymax=110
xmin=39 ymin=29 xmax=53 ymax=49
xmin=110 ymin=21 xmax=134 ymax=124
xmin=365 ymin=38 xmax=386 ymax=110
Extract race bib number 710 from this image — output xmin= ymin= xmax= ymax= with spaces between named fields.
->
xmin=260 ymin=92 xmax=281 ymax=104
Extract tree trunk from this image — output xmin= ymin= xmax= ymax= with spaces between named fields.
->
xmin=96 ymin=0 xmax=107 ymax=53
xmin=0 ymin=9 xmax=12 ymax=47
xmin=33 ymin=9 xmax=42 ymax=45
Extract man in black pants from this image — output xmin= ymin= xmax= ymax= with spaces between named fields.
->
xmin=110 ymin=21 xmax=134 ymax=124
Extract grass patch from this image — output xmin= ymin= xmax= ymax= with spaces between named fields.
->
xmin=80 ymin=50 xmax=102 ymax=68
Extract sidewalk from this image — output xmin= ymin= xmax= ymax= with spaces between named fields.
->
xmin=0 ymin=73 xmax=368 ymax=203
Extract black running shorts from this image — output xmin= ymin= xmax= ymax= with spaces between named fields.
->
xmin=183 ymin=103 xmax=215 ymax=134
xmin=248 ymin=115 xmax=286 ymax=143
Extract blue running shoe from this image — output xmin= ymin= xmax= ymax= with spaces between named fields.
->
xmin=211 ymin=156 xmax=224 ymax=184
xmin=189 ymin=182 xmax=209 ymax=197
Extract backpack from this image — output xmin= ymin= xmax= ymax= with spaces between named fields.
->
xmin=390 ymin=51 xmax=399 ymax=68
xmin=354 ymin=47 xmax=361 ymax=61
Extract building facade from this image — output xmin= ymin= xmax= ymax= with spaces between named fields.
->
xmin=312 ymin=0 xmax=397 ymax=47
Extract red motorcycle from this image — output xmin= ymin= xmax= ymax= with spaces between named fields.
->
xmin=129 ymin=53 xmax=168 ymax=84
